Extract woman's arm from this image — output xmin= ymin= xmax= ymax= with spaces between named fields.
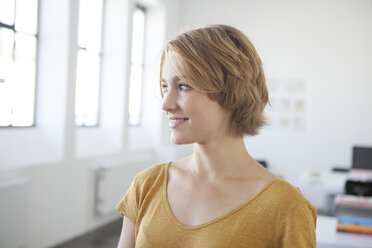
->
xmin=117 ymin=217 xmax=135 ymax=248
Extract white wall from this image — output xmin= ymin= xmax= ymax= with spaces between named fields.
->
xmin=173 ymin=0 xmax=372 ymax=183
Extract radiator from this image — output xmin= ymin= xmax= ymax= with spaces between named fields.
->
xmin=94 ymin=160 xmax=152 ymax=216
xmin=0 ymin=177 xmax=29 ymax=248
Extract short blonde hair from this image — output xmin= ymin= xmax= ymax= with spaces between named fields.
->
xmin=160 ymin=24 xmax=268 ymax=136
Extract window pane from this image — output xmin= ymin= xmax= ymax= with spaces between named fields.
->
xmin=0 ymin=27 xmax=14 ymax=57
xmin=11 ymin=33 xmax=36 ymax=126
xmin=78 ymin=0 xmax=103 ymax=53
xmin=15 ymin=0 xmax=38 ymax=35
xmin=15 ymin=33 xmax=36 ymax=60
xmin=131 ymin=8 xmax=145 ymax=65
xmin=129 ymin=65 xmax=143 ymax=126
xmin=0 ymin=59 xmax=35 ymax=126
xmin=0 ymin=56 xmax=12 ymax=86
xmin=75 ymin=50 xmax=100 ymax=126
xmin=128 ymin=7 xmax=146 ymax=126
xmin=11 ymin=59 xmax=36 ymax=126
xmin=0 ymin=0 xmax=15 ymax=25
xmin=0 ymin=28 xmax=14 ymax=126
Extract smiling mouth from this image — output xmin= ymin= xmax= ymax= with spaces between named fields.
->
xmin=169 ymin=118 xmax=189 ymax=128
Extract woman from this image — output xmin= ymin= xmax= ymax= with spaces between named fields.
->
xmin=117 ymin=24 xmax=316 ymax=247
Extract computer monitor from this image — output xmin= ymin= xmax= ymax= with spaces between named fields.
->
xmin=352 ymin=146 xmax=372 ymax=170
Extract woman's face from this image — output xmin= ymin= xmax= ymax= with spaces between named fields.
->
xmin=161 ymin=52 xmax=231 ymax=145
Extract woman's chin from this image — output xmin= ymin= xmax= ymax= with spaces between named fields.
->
xmin=170 ymin=135 xmax=193 ymax=145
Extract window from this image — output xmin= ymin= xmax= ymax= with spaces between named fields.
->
xmin=128 ymin=5 xmax=146 ymax=126
xmin=75 ymin=0 xmax=104 ymax=127
xmin=0 ymin=0 xmax=39 ymax=127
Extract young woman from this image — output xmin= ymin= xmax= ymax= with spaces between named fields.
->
xmin=117 ymin=24 xmax=316 ymax=248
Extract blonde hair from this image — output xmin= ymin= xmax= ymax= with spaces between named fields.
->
xmin=160 ymin=24 xmax=269 ymax=136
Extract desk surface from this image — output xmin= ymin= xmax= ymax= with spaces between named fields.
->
xmin=317 ymin=215 xmax=372 ymax=248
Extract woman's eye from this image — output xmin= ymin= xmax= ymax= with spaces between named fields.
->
xmin=179 ymin=84 xmax=192 ymax=91
xmin=161 ymin=84 xmax=169 ymax=92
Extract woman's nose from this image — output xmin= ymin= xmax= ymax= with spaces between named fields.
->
xmin=161 ymin=91 xmax=178 ymax=112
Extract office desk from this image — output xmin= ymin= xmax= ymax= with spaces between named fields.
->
xmin=317 ymin=215 xmax=372 ymax=248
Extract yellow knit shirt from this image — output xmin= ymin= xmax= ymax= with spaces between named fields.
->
xmin=116 ymin=162 xmax=317 ymax=247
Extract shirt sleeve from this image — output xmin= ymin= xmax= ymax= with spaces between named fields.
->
xmin=278 ymin=203 xmax=317 ymax=247
xmin=116 ymin=178 xmax=139 ymax=224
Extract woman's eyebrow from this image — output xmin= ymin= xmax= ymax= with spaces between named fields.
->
xmin=160 ymin=76 xmax=181 ymax=83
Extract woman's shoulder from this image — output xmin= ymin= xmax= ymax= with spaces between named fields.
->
xmin=264 ymin=178 xmax=314 ymax=208
xmin=133 ymin=162 xmax=170 ymax=186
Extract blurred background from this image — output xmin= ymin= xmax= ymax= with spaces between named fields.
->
xmin=0 ymin=0 xmax=371 ymax=247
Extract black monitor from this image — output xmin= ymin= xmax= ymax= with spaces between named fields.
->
xmin=352 ymin=146 xmax=372 ymax=170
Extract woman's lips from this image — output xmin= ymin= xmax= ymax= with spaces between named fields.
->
xmin=168 ymin=118 xmax=189 ymax=128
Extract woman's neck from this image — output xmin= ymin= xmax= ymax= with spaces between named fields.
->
xmin=188 ymin=136 xmax=255 ymax=180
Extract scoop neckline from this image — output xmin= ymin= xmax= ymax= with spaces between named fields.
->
xmin=161 ymin=161 xmax=281 ymax=230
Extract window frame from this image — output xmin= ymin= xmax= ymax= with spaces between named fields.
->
xmin=75 ymin=0 xmax=105 ymax=128
xmin=0 ymin=0 xmax=40 ymax=128
xmin=128 ymin=4 xmax=147 ymax=127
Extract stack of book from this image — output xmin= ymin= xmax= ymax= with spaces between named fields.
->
xmin=334 ymin=194 xmax=372 ymax=235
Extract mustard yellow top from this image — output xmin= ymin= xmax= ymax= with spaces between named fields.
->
xmin=116 ymin=162 xmax=317 ymax=248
